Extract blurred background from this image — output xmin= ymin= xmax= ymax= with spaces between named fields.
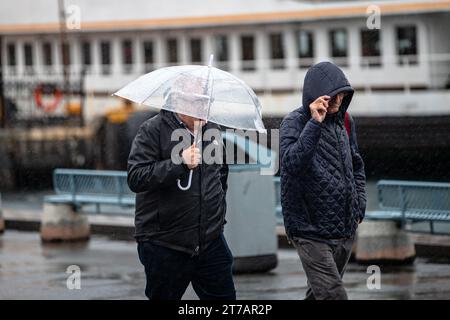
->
xmin=1 ymin=0 xmax=449 ymax=189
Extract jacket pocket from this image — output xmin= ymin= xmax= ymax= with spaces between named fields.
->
xmin=157 ymin=192 xmax=199 ymax=230
xmin=135 ymin=192 xmax=160 ymax=232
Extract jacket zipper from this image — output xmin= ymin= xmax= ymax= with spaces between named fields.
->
xmin=334 ymin=119 xmax=346 ymax=177
xmin=191 ymin=245 xmax=199 ymax=257
xmin=334 ymin=118 xmax=349 ymax=207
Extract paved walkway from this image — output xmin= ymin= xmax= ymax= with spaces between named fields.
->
xmin=1 ymin=230 xmax=450 ymax=300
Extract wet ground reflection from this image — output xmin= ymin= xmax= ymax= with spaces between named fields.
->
xmin=0 ymin=230 xmax=449 ymax=300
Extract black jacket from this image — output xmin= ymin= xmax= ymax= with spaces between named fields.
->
xmin=127 ymin=110 xmax=228 ymax=255
xmin=280 ymin=62 xmax=366 ymax=242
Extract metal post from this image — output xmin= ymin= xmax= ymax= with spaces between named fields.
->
xmin=399 ymin=186 xmax=407 ymax=229
xmin=429 ymin=221 xmax=435 ymax=234
xmin=58 ymin=0 xmax=70 ymax=113
xmin=115 ymin=175 xmax=123 ymax=206
xmin=79 ymin=67 xmax=86 ymax=127
xmin=69 ymin=173 xmax=76 ymax=203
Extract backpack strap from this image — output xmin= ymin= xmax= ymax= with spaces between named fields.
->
xmin=344 ymin=111 xmax=351 ymax=138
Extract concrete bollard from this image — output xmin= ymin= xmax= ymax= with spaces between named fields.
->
xmin=356 ymin=220 xmax=416 ymax=264
xmin=40 ymin=202 xmax=90 ymax=242
xmin=225 ymin=168 xmax=278 ymax=273
xmin=0 ymin=210 xmax=4 ymax=234
xmin=0 ymin=193 xmax=4 ymax=234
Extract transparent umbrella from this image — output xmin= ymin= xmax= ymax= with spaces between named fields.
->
xmin=114 ymin=55 xmax=266 ymax=190
xmin=114 ymin=55 xmax=266 ymax=133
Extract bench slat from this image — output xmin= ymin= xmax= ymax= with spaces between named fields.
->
xmin=46 ymin=169 xmax=136 ymax=214
xmin=45 ymin=194 xmax=135 ymax=206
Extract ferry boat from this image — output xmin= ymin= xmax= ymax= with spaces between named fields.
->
xmin=0 ymin=0 xmax=449 ymax=183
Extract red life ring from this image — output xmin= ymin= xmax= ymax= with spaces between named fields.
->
xmin=34 ymin=84 xmax=63 ymax=113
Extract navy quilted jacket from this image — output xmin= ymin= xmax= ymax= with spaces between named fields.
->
xmin=280 ymin=62 xmax=366 ymax=242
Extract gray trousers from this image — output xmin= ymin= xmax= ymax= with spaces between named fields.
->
xmin=293 ymin=237 xmax=354 ymax=300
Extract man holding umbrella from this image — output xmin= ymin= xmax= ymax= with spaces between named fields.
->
xmin=127 ymin=75 xmax=236 ymax=300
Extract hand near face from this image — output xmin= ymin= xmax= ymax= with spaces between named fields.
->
xmin=309 ymin=95 xmax=330 ymax=123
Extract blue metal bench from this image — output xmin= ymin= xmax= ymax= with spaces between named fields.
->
xmin=273 ymin=179 xmax=450 ymax=233
xmin=45 ymin=169 xmax=135 ymax=214
xmin=365 ymin=180 xmax=450 ymax=234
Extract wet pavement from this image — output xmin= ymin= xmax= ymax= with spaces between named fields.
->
xmin=1 ymin=230 xmax=450 ymax=300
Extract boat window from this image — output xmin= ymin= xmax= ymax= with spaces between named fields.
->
xmin=360 ymin=29 xmax=381 ymax=67
xmin=143 ymin=41 xmax=154 ymax=72
xmin=23 ymin=43 xmax=34 ymax=74
xmin=122 ymin=39 xmax=133 ymax=74
xmin=100 ymin=41 xmax=111 ymax=75
xmin=166 ymin=38 xmax=179 ymax=65
xmin=41 ymin=42 xmax=53 ymax=75
xmin=296 ymin=30 xmax=314 ymax=68
xmin=122 ymin=40 xmax=133 ymax=73
xmin=189 ymin=38 xmax=203 ymax=64
xmin=329 ymin=29 xmax=348 ymax=67
xmin=396 ymin=26 xmax=418 ymax=65
xmin=241 ymin=35 xmax=256 ymax=71
xmin=269 ymin=33 xmax=285 ymax=70
xmin=214 ymin=35 xmax=229 ymax=70
xmin=81 ymin=41 xmax=91 ymax=67
xmin=42 ymin=42 xmax=53 ymax=66
xmin=7 ymin=43 xmax=16 ymax=67
xmin=62 ymin=42 xmax=71 ymax=66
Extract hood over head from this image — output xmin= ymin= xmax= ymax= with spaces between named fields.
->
xmin=301 ymin=62 xmax=354 ymax=119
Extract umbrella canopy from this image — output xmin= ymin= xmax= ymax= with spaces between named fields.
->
xmin=113 ymin=60 xmax=266 ymax=133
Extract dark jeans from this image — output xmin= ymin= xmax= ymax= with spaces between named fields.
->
xmin=137 ymin=234 xmax=236 ymax=300
xmin=293 ymin=237 xmax=354 ymax=300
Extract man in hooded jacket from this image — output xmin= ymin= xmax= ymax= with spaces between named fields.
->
xmin=280 ymin=61 xmax=366 ymax=300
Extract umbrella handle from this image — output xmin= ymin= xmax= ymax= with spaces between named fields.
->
xmin=177 ymin=170 xmax=193 ymax=191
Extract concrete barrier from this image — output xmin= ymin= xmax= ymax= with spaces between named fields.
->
xmin=0 ymin=210 xmax=4 ymax=234
xmin=355 ymin=220 xmax=416 ymax=264
xmin=40 ymin=203 xmax=90 ymax=242
xmin=225 ymin=167 xmax=278 ymax=273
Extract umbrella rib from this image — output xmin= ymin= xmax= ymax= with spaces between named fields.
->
xmin=205 ymin=68 xmax=214 ymax=120
xmin=138 ymin=72 xmax=176 ymax=105
xmin=211 ymin=98 xmax=257 ymax=106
